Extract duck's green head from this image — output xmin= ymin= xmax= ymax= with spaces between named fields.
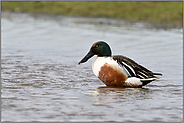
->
xmin=78 ymin=41 xmax=112 ymax=64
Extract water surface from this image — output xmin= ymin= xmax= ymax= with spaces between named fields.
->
xmin=1 ymin=12 xmax=183 ymax=122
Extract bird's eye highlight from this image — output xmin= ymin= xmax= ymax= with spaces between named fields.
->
xmin=96 ymin=45 xmax=99 ymax=47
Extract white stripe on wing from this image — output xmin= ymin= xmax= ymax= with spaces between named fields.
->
xmin=122 ymin=61 xmax=136 ymax=76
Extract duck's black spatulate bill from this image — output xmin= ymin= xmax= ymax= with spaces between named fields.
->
xmin=78 ymin=50 xmax=95 ymax=64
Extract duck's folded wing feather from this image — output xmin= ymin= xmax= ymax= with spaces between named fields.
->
xmin=112 ymin=55 xmax=162 ymax=79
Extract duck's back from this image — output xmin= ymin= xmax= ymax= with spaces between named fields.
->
xmin=112 ymin=55 xmax=162 ymax=79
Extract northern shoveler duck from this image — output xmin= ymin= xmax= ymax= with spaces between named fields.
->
xmin=78 ymin=41 xmax=162 ymax=88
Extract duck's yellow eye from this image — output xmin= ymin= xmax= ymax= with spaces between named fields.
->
xmin=96 ymin=45 xmax=98 ymax=47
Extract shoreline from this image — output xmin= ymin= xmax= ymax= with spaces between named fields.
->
xmin=2 ymin=11 xmax=182 ymax=30
xmin=2 ymin=1 xmax=183 ymax=29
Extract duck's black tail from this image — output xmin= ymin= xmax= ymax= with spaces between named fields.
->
xmin=140 ymin=78 xmax=157 ymax=86
xmin=153 ymin=72 xmax=162 ymax=76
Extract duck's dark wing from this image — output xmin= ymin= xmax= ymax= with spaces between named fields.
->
xmin=112 ymin=55 xmax=162 ymax=79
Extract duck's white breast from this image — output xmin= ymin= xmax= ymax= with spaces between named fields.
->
xmin=92 ymin=56 xmax=128 ymax=78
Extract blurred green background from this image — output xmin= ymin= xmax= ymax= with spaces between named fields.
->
xmin=1 ymin=1 xmax=183 ymax=28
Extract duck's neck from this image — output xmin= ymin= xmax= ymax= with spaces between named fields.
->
xmin=97 ymin=49 xmax=111 ymax=57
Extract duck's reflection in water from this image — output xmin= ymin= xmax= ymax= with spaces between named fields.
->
xmin=91 ymin=86 xmax=153 ymax=106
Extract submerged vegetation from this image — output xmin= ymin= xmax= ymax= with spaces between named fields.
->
xmin=1 ymin=1 xmax=183 ymax=28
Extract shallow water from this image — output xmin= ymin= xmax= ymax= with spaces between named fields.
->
xmin=1 ymin=12 xmax=183 ymax=122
